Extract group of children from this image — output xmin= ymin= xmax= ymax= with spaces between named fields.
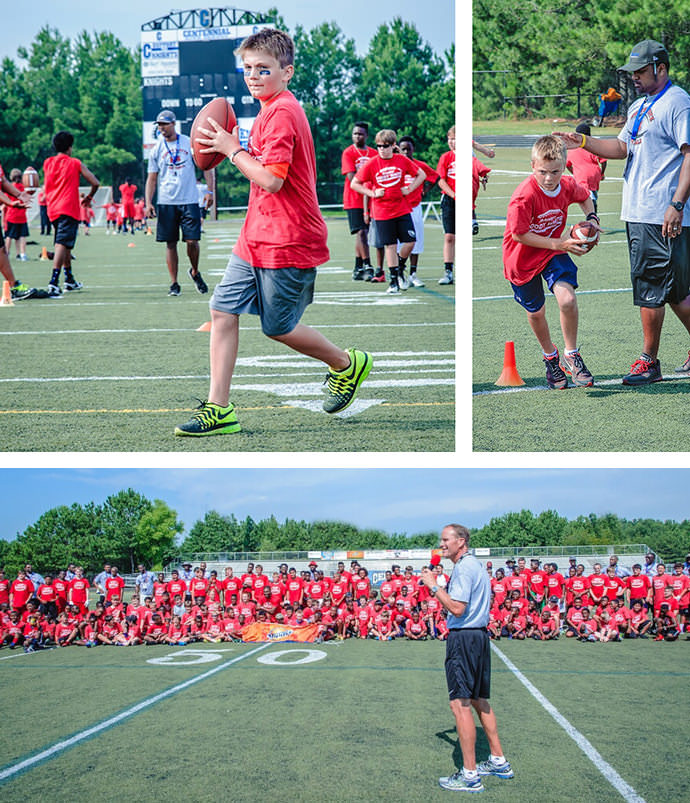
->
xmin=486 ymin=557 xmax=690 ymax=643
xmin=343 ymin=123 xmax=456 ymax=293
xmin=0 ymin=560 xmax=453 ymax=651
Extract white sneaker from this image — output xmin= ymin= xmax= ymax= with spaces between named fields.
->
xmin=386 ymin=283 xmax=400 ymax=295
xmin=64 ymin=280 xmax=83 ymax=292
xmin=398 ymin=271 xmax=409 ymax=290
xmin=477 ymin=758 xmax=514 ymax=779
xmin=438 ymin=270 xmax=454 ymax=285
xmin=409 ymin=273 xmax=425 ymax=287
xmin=438 ymin=770 xmax=484 ymax=793
xmin=47 ymin=284 xmax=62 ymax=297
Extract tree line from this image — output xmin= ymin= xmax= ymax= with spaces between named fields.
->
xmin=0 ymin=10 xmax=454 ymax=207
xmin=473 ymin=0 xmax=690 ymax=119
xmin=1 ymin=492 xmax=688 ymax=577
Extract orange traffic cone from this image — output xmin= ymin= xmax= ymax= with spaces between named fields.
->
xmin=127 ymin=242 xmax=136 ymax=247
xmin=40 ymin=246 xmax=49 ymax=261
xmin=495 ymin=340 xmax=525 ymax=386
xmin=0 ymin=281 xmax=14 ymax=307
xmin=196 ymin=321 xmax=212 ymax=332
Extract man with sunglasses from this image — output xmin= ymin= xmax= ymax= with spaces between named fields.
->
xmin=555 ymin=40 xmax=690 ymax=385
xmin=145 ymin=109 xmax=212 ymax=297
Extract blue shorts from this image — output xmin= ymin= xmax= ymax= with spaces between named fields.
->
xmin=156 ymin=203 xmax=201 ymax=243
xmin=510 ymin=253 xmax=578 ymax=312
xmin=210 ymin=253 xmax=316 ymax=337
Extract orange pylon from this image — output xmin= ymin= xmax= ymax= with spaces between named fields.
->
xmin=0 ymin=281 xmax=14 ymax=307
xmin=196 ymin=321 xmax=212 ymax=332
xmin=40 ymin=246 xmax=49 ymax=261
xmin=495 ymin=340 xmax=525 ymax=386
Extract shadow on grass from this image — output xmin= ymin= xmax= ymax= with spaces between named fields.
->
xmin=436 ymin=725 xmax=490 ymax=772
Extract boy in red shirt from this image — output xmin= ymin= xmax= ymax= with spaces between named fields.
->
xmin=350 ymin=129 xmax=426 ymax=294
xmin=436 ymin=125 xmax=456 ymax=285
xmin=472 ymin=156 xmax=491 ymax=237
xmin=175 ymin=29 xmax=372 ymax=436
xmin=4 ymin=169 xmax=30 ymax=260
xmin=341 ymin=122 xmax=377 ymax=280
xmin=503 ymin=135 xmax=599 ymax=388
xmin=566 ymin=123 xmax=607 ymax=215
xmin=43 ymin=130 xmax=99 ymax=295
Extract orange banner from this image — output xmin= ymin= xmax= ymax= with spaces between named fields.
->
xmin=241 ymin=622 xmax=321 ymax=643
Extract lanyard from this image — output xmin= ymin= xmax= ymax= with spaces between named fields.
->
xmin=630 ymin=81 xmax=672 ymax=141
xmin=164 ymin=134 xmax=180 ymax=165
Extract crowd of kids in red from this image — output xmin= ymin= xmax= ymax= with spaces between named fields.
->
xmin=2 ymin=552 xmax=689 ymax=652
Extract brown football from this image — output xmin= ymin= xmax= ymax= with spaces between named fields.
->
xmin=22 ymin=166 xmax=40 ymax=191
xmin=190 ymin=97 xmax=237 ymax=170
xmin=570 ymin=220 xmax=599 ymax=252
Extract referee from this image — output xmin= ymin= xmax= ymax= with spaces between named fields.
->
xmin=420 ymin=524 xmax=514 ymax=792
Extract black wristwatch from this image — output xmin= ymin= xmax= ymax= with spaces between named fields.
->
xmin=671 ymin=200 xmax=684 ymax=211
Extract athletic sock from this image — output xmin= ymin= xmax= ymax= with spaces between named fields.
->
xmin=50 ymin=267 xmax=61 ymax=285
xmin=363 ymin=259 xmax=372 ymax=267
xmin=355 ymin=257 xmax=363 ymax=269
xmin=543 ymin=347 xmax=558 ymax=360
xmin=564 ymin=348 xmax=579 ymax=356
xmin=444 ymin=261 xmax=453 ymax=272
xmin=398 ymin=256 xmax=407 ymax=270
xmin=463 ymin=768 xmax=479 ymax=779
xmin=490 ymin=754 xmax=506 ymax=764
xmin=641 ymin=352 xmax=654 ymax=363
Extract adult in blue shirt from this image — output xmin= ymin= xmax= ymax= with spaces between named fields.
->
xmin=420 ymin=524 xmax=513 ymax=793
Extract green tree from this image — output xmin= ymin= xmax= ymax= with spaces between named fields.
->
xmin=99 ymin=489 xmax=154 ymax=570
xmin=354 ymin=19 xmax=446 ymax=155
xmin=182 ymin=510 xmax=242 ymax=553
xmin=133 ymin=499 xmax=183 ymax=570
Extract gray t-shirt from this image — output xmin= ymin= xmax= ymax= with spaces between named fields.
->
xmin=147 ymin=133 xmax=199 ymax=206
xmin=446 ymin=552 xmax=491 ymax=629
xmin=618 ymin=83 xmax=690 ymax=225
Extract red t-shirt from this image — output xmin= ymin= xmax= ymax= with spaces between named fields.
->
xmin=566 ymin=148 xmax=606 ymax=192
xmin=588 ymin=573 xmax=607 ymax=601
xmin=626 ymin=574 xmax=651 ymax=600
xmin=566 ymin=576 xmax=590 ymax=605
xmin=671 ymin=573 xmax=690 ymax=606
xmin=472 ymin=157 xmax=491 ymax=206
xmin=104 ymin=575 xmax=125 ymax=602
xmin=5 ymin=182 xmax=27 ymax=224
xmin=491 ymin=578 xmax=508 ymax=606
xmin=354 ymin=153 xmax=419 ymax=221
xmin=234 ymin=90 xmax=329 ymax=269
xmin=10 ymin=579 xmax=34 ymax=608
xmin=0 ymin=578 xmax=10 ymax=605
xmin=604 ymin=576 xmax=626 ymax=600
xmin=222 ymin=576 xmax=243 ymax=602
xmin=119 ymin=182 xmax=136 ymax=210
xmin=437 ymin=150 xmax=455 ymax=195
xmin=43 ymin=152 xmax=82 ymax=221
xmin=652 ymin=573 xmax=673 ymax=605
xmin=528 ymin=570 xmax=548 ymax=597
xmin=341 ymin=144 xmax=377 ymax=209
xmin=503 ymin=174 xmax=590 ymax=286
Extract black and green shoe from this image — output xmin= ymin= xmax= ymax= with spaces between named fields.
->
xmin=322 ymin=348 xmax=372 ymax=414
xmin=174 ymin=401 xmax=241 ymax=436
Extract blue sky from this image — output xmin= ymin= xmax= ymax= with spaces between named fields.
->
xmin=2 ymin=468 xmax=690 ymax=543
xmin=0 ymin=1 xmax=455 ymax=63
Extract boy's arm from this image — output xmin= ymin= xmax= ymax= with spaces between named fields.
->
xmin=512 ymin=229 xmax=588 ymax=256
xmin=350 ymin=176 xmax=384 ymax=199
xmin=438 ymin=177 xmax=454 ymax=198
xmin=472 ymin=140 xmax=495 ymax=158
xmin=402 ymin=167 xmax=426 ymax=197
xmin=79 ymin=164 xmax=100 ymax=206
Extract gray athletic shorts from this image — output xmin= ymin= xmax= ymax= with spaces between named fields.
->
xmin=210 ymin=253 xmax=316 ymax=336
xmin=627 ymin=222 xmax=690 ymax=307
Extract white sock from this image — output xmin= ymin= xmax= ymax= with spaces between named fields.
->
xmin=463 ymin=768 xmax=478 ymax=779
xmin=491 ymin=754 xmax=506 ymax=764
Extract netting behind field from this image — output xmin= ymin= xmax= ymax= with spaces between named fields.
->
xmin=23 ymin=187 xmax=112 ymax=228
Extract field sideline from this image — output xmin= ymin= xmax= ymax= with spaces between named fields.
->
xmin=0 ymin=638 xmax=686 ymax=802
xmin=0 ymin=216 xmax=454 ymax=452
xmin=472 ymin=142 xmax=690 ymax=452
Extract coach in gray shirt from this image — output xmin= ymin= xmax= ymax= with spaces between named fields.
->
xmin=555 ymin=39 xmax=690 ymax=384
xmin=420 ymin=524 xmax=513 ymax=793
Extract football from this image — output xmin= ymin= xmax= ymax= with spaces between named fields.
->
xmin=190 ymin=97 xmax=237 ymax=170
xmin=22 ymin=166 xmax=40 ymax=192
xmin=570 ymin=220 xmax=599 ymax=251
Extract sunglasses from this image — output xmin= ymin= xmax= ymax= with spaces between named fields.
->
xmin=376 ymin=143 xmax=393 ymax=148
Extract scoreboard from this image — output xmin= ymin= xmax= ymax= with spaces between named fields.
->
xmin=141 ymin=10 xmax=271 ymax=157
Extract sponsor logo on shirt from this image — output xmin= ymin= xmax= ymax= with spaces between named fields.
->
xmin=376 ymin=166 xmax=403 ymax=188
xmin=530 ymin=208 xmax=564 ymax=237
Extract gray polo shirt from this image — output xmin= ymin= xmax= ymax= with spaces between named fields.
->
xmin=446 ymin=552 xmax=491 ymax=629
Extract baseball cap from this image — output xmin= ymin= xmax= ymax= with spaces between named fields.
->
xmin=309 ymin=561 xmax=317 ymax=567
xmin=156 ymin=109 xmax=176 ymax=124
xmin=549 ymin=595 xmax=559 ymax=603
xmin=619 ymin=40 xmax=669 ymax=72
xmin=486 ymin=561 xmax=493 ymax=568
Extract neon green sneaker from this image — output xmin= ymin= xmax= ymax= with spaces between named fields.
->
xmin=174 ymin=401 xmax=241 ymax=436
xmin=323 ymin=349 xmax=372 ymax=414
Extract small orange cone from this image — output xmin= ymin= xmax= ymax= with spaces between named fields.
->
xmin=495 ymin=340 xmax=525 ymax=386
xmin=0 ymin=281 xmax=14 ymax=307
xmin=127 ymin=242 xmax=136 ymax=248
xmin=196 ymin=321 xmax=212 ymax=332
xmin=146 ymin=226 xmax=153 ymax=235
xmin=40 ymin=246 xmax=49 ymax=261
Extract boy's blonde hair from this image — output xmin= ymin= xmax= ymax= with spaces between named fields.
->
xmin=375 ymin=129 xmax=397 ymax=146
xmin=236 ymin=27 xmax=294 ymax=68
xmin=531 ymin=135 xmax=567 ymax=164
xmin=447 ymin=125 xmax=456 ymax=138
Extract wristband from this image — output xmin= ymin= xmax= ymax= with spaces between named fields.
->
xmin=586 ymin=212 xmax=599 ymax=222
xmin=230 ymin=148 xmax=245 ymax=164
xmin=431 ymin=585 xmax=439 ymax=596
xmin=580 ymin=133 xmax=587 ymax=148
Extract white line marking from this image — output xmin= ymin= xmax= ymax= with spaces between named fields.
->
xmin=491 ymin=644 xmax=646 ymax=803
xmin=0 ymin=643 xmax=270 ymax=783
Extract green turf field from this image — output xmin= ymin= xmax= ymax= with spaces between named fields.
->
xmin=1 ymin=638 xmax=686 ymax=802
xmin=0 ymin=215 xmax=453 ymax=452
xmin=472 ymin=144 xmax=690 ymax=451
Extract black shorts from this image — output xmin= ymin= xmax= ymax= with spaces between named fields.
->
xmin=156 ymin=203 xmax=201 ymax=243
xmin=445 ymin=628 xmax=491 ymax=700
xmin=627 ymin=222 xmax=690 ymax=307
xmin=52 ymin=215 xmax=79 ymax=249
xmin=441 ymin=194 xmax=455 ymax=235
xmin=0 ymin=226 xmax=4 ymax=250
xmin=347 ymin=208 xmax=368 ymax=234
xmin=376 ymin=213 xmax=416 ymax=247
xmin=4 ymin=222 xmax=29 ymax=239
